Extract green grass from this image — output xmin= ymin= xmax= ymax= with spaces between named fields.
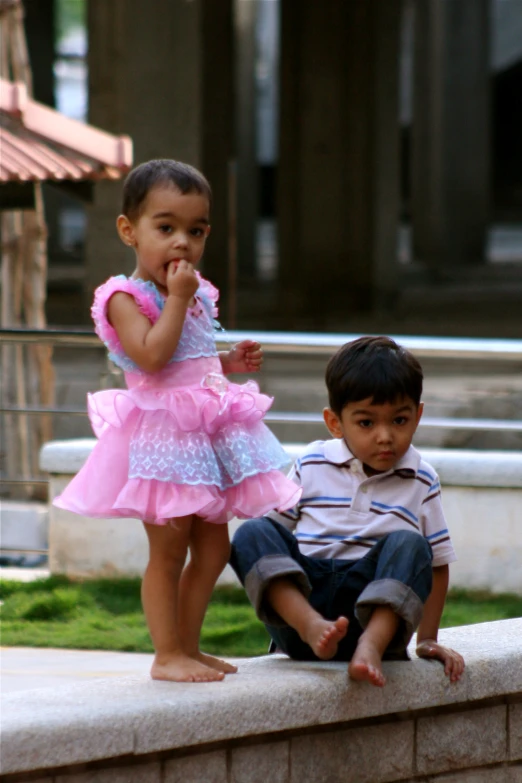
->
xmin=0 ymin=576 xmax=520 ymax=656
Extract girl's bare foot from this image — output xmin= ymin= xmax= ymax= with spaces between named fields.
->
xmin=195 ymin=652 xmax=238 ymax=674
xmin=151 ymin=653 xmax=225 ymax=683
xmin=303 ymin=616 xmax=349 ymax=660
xmin=348 ymin=639 xmax=386 ymax=687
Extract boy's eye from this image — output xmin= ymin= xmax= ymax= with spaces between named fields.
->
xmin=190 ymin=227 xmax=204 ymax=237
xmin=159 ymin=224 xmax=172 ymax=234
xmin=357 ymin=419 xmax=373 ymax=429
xmin=394 ymin=416 xmax=409 ymax=425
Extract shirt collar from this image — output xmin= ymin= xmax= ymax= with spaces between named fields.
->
xmin=393 ymin=445 xmax=421 ymax=474
xmin=323 ymin=438 xmax=355 ymax=465
xmin=322 ymin=438 xmax=421 ymax=474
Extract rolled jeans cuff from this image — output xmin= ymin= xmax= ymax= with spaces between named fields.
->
xmin=355 ymin=578 xmax=424 ymax=647
xmin=244 ymin=554 xmax=311 ymax=626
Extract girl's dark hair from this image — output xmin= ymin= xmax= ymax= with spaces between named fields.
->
xmin=121 ymin=159 xmax=212 ymax=221
xmin=325 ymin=336 xmax=423 ymax=415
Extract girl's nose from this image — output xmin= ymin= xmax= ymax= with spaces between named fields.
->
xmin=173 ymin=231 xmax=189 ymax=247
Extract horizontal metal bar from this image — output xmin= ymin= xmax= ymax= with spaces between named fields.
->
xmin=265 ymin=413 xmax=522 ymax=432
xmin=0 ymin=406 xmax=87 ymax=416
xmin=419 ymin=416 xmax=522 ymax=432
xmin=1 ymin=328 xmax=100 ymax=347
xmin=0 ymin=478 xmax=48 ymax=485
xmin=2 ymin=327 xmax=522 ymax=361
xmin=1 ymin=405 xmax=521 ymax=432
xmin=0 ymin=547 xmax=48 ymax=555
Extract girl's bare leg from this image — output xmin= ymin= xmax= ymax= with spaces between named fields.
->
xmin=142 ymin=518 xmax=224 ymax=683
xmin=348 ymin=606 xmax=400 ymax=687
xmin=178 ymin=517 xmax=237 ymax=674
xmin=266 ymin=577 xmax=349 ymax=660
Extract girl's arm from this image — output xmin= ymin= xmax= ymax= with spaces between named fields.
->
xmin=220 ymin=340 xmax=263 ymax=375
xmin=416 ymin=565 xmax=465 ymax=681
xmin=108 ymin=262 xmax=198 ymax=373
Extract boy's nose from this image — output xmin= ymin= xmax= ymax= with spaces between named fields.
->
xmin=376 ymin=426 xmax=393 ymax=443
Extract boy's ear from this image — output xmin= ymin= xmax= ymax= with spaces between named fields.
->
xmin=415 ymin=401 xmax=424 ymax=429
xmin=323 ymin=407 xmax=344 ymax=438
xmin=116 ymin=214 xmax=136 ymax=247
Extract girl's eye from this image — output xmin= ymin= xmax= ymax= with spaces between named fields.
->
xmin=190 ymin=228 xmax=204 ymax=237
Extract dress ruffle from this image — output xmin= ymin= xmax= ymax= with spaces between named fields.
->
xmin=87 ymin=378 xmax=271 ymax=439
xmin=55 ymin=375 xmax=300 ymax=525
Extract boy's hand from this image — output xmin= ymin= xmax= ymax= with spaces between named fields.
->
xmin=222 ymin=340 xmax=263 ymax=374
xmin=416 ymin=639 xmax=465 ymax=682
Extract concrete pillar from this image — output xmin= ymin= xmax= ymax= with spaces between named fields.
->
xmin=86 ymin=0 xmax=234 ymax=316
xmin=23 ymin=0 xmax=55 ymax=106
xmin=235 ymin=0 xmax=258 ymax=283
xmin=412 ymin=0 xmax=490 ymax=270
xmin=277 ymin=0 xmax=402 ymax=322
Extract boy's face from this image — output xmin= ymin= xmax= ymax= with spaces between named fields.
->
xmin=323 ymin=396 xmax=423 ymax=476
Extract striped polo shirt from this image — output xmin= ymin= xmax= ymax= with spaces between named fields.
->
xmin=266 ymin=439 xmax=456 ymax=568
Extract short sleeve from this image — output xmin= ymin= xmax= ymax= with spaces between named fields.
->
xmin=420 ymin=473 xmax=457 ymax=567
xmin=91 ymin=276 xmax=162 ymax=354
xmin=265 ymin=459 xmax=302 ymax=531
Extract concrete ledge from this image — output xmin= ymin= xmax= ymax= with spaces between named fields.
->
xmin=40 ymin=439 xmax=522 ymax=488
xmin=39 ymin=441 xmax=522 ymax=593
xmin=1 ymin=619 xmax=521 ymax=781
xmin=40 ymin=438 xmax=98 ymax=475
xmin=0 ymin=499 xmax=48 ymax=553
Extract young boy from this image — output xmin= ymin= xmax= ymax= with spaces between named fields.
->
xmin=230 ymin=336 xmax=465 ymax=686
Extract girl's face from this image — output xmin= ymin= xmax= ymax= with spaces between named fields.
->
xmin=116 ymin=184 xmax=211 ymax=292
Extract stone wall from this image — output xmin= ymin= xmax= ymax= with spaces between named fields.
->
xmin=1 ymin=620 xmax=521 ymax=782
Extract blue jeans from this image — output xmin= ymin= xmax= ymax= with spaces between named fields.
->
xmin=230 ymin=518 xmax=433 ymax=662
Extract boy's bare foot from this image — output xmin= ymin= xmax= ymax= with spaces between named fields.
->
xmin=194 ymin=652 xmax=238 ymax=674
xmin=151 ymin=653 xmax=225 ymax=683
xmin=304 ymin=616 xmax=349 ymax=660
xmin=348 ymin=639 xmax=386 ymax=687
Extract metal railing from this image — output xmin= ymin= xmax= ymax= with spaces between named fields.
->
xmin=1 ymin=326 xmax=522 ymax=488
xmin=3 ymin=326 xmax=522 ymax=360
xmin=2 ymin=326 xmax=522 ymax=560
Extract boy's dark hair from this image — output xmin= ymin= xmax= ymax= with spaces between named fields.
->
xmin=325 ymin=336 xmax=423 ymax=415
xmin=122 ymin=159 xmax=212 ymax=221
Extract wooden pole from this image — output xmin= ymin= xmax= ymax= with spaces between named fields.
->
xmin=0 ymin=0 xmax=54 ymax=498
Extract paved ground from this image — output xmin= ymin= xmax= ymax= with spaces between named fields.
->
xmin=0 ymin=568 xmax=152 ymax=694
xmin=1 ymin=647 xmax=154 ymax=694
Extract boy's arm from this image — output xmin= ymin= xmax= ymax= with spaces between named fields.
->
xmin=417 ymin=564 xmax=449 ymax=643
xmin=264 ymin=459 xmax=302 ymax=532
xmin=416 ymin=565 xmax=465 ymax=682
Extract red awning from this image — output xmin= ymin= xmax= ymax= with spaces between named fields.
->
xmin=0 ymin=78 xmax=132 ymax=183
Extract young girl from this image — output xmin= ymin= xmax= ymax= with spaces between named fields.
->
xmin=55 ymin=159 xmax=300 ymax=683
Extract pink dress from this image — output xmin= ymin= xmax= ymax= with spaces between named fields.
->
xmin=54 ymin=273 xmax=301 ymax=525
